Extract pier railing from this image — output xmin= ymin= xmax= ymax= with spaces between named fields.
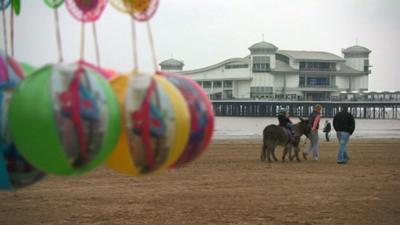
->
xmin=211 ymin=100 xmax=400 ymax=119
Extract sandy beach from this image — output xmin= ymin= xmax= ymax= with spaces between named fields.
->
xmin=1 ymin=138 xmax=400 ymax=225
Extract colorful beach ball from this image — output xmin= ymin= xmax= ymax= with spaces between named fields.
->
xmin=8 ymin=62 xmax=120 ymax=175
xmin=20 ymin=62 xmax=36 ymax=76
xmin=79 ymin=60 xmax=118 ymax=80
xmin=106 ymin=73 xmax=190 ymax=175
xmin=0 ymin=52 xmax=46 ymax=191
xmin=162 ymin=72 xmax=214 ymax=167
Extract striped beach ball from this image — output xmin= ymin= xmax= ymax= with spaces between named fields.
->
xmin=162 ymin=72 xmax=214 ymax=167
xmin=106 ymin=72 xmax=190 ymax=175
xmin=0 ymin=52 xmax=46 ymax=191
xmin=8 ymin=62 xmax=120 ymax=175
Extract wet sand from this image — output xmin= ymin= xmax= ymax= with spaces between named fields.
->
xmin=1 ymin=138 xmax=400 ymax=225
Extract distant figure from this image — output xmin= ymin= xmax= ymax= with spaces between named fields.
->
xmin=333 ymin=106 xmax=355 ymax=164
xmin=323 ymin=120 xmax=332 ymax=142
xmin=305 ymin=104 xmax=322 ymax=161
xmin=277 ymin=108 xmax=294 ymax=138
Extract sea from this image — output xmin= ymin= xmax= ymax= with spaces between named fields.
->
xmin=213 ymin=117 xmax=400 ymax=139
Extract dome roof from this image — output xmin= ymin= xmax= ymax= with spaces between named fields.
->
xmin=159 ymin=58 xmax=184 ymax=66
xmin=248 ymin=41 xmax=278 ymax=51
xmin=342 ymin=45 xmax=371 ymax=54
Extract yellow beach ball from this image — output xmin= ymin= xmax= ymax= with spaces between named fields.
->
xmin=106 ymin=73 xmax=190 ymax=175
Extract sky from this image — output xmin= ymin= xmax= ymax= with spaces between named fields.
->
xmin=1 ymin=0 xmax=399 ymax=91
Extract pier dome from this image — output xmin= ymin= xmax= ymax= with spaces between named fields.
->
xmin=159 ymin=58 xmax=184 ymax=71
xmin=342 ymin=45 xmax=371 ymax=54
xmin=248 ymin=41 xmax=278 ymax=53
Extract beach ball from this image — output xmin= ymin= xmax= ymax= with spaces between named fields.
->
xmin=8 ymin=62 xmax=120 ymax=175
xmin=106 ymin=73 xmax=190 ymax=175
xmin=161 ymin=72 xmax=214 ymax=167
xmin=0 ymin=52 xmax=46 ymax=191
xmin=79 ymin=60 xmax=118 ymax=80
xmin=20 ymin=62 xmax=35 ymax=76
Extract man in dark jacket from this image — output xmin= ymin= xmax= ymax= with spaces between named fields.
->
xmin=333 ymin=106 xmax=355 ymax=164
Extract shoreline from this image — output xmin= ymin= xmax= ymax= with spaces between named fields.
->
xmin=212 ymin=134 xmax=400 ymax=140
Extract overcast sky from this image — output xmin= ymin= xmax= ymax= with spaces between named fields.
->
xmin=1 ymin=0 xmax=399 ymax=91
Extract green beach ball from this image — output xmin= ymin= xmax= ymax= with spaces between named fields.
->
xmin=8 ymin=62 xmax=120 ymax=175
xmin=20 ymin=62 xmax=36 ymax=76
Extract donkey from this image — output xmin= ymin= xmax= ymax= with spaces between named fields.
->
xmin=261 ymin=118 xmax=311 ymax=162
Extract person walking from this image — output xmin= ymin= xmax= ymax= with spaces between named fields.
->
xmin=323 ymin=120 xmax=332 ymax=142
xmin=333 ymin=106 xmax=355 ymax=164
xmin=305 ymin=104 xmax=322 ymax=161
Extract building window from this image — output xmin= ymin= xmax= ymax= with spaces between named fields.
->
xmin=252 ymin=56 xmax=271 ymax=72
xmin=299 ymin=77 xmax=305 ymax=86
xmin=223 ymin=90 xmax=233 ymax=99
xmin=299 ymin=62 xmax=336 ymax=71
xmin=299 ymin=76 xmax=330 ymax=87
xmin=225 ymin=64 xmax=248 ymax=69
xmin=251 ymin=49 xmax=276 ymax=54
xmin=161 ymin=65 xmax=182 ymax=70
xmin=307 ymin=77 xmax=330 ymax=86
xmin=223 ymin=80 xmax=232 ymax=88
xmin=250 ymin=86 xmax=273 ymax=98
xmin=203 ymin=81 xmax=211 ymax=88
xmin=344 ymin=52 xmax=369 ymax=58
xmin=213 ymin=81 xmax=222 ymax=88
xmin=286 ymin=94 xmax=297 ymax=100
xmin=364 ymin=59 xmax=369 ymax=73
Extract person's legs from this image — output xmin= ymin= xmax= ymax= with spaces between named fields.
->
xmin=310 ymin=131 xmax=319 ymax=160
xmin=325 ymin=132 xmax=329 ymax=141
xmin=336 ymin=132 xmax=350 ymax=163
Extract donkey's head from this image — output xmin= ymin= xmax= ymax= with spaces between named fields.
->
xmin=297 ymin=117 xmax=311 ymax=138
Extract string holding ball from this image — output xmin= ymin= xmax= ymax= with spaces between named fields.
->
xmin=43 ymin=0 xmax=64 ymax=9
xmin=106 ymin=73 xmax=190 ymax=176
xmin=161 ymin=72 xmax=214 ymax=168
xmin=0 ymin=52 xmax=46 ymax=191
xmin=8 ymin=62 xmax=121 ymax=175
xmin=65 ymin=0 xmax=108 ymax=22
xmin=110 ymin=0 xmax=159 ymax=22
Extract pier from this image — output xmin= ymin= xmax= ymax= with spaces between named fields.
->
xmin=212 ymin=100 xmax=400 ymax=119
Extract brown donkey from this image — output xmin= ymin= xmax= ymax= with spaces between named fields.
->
xmin=261 ymin=118 xmax=311 ymax=162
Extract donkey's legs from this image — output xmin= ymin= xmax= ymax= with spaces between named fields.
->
xmin=282 ymin=147 xmax=287 ymax=162
xmin=261 ymin=143 xmax=267 ymax=162
xmin=271 ymin=146 xmax=278 ymax=162
xmin=266 ymin=147 xmax=271 ymax=163
xmin=266 ymin=145 xmax=274 ymax=163
xmin=293 ymin=146 xmax=301 ymax=162
xmin=288 ymin=145 xmax=294 ymax=161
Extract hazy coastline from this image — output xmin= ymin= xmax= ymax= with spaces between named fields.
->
xmin=213 ymin=117 xmax=400 ymax=139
